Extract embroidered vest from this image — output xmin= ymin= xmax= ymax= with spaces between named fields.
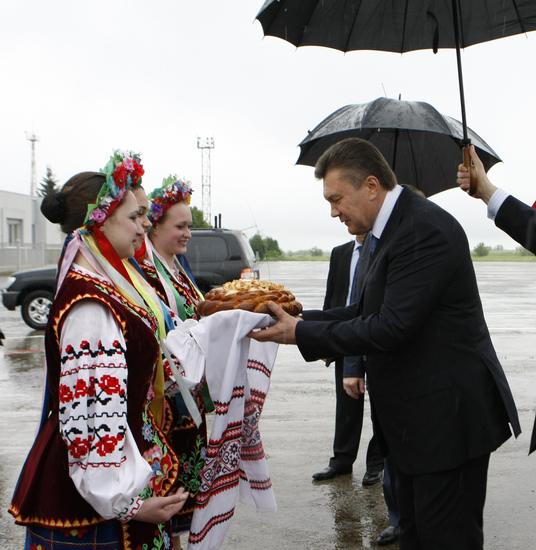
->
xmin=10 ymin=269 xmax=180 ymax=549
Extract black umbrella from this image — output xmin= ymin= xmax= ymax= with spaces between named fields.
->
xmin=297 ymin=97 xmax=501 ymax=197
xmin=256 ymin=0 xmax=536 ymax=193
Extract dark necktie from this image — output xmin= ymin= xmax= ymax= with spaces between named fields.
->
xmin=370 ymin=234 xmax=379 ymax=255
xmin=349 ymin=244 xmax=362 ymax=305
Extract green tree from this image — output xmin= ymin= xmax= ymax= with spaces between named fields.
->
xmin=473 ymin=242 xmax=489 ymax=257
xmin=38 ymin=165 xmax=59 ymax=197
xmin=309 ymin=246 xmax=323 ymax=257
xmin=250 ymin=233 xmax=266 ymax=259
xmin=249 ymin=233 xmax=282 ymax=260
xmin=191 ymin=206 xmax=212 ymax=228
xmin=264 ymin=236 xmax=282 ymax=258
xmin=516 ymin=245 xmax=534 ymax=257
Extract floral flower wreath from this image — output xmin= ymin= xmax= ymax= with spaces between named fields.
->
xmin=84 ymin=150 xmax=145 ymax=227
xmin=147 ymin=174 xmax=193 ymax=225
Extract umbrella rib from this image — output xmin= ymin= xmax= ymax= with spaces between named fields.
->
xmin=405 ymin=131 xmax=421 ymax=195
xmin=392 ymin=128 xmax=399 ymax=173
xmin=343 ymin=0 xmax=366 ymax=52
xmin=401 ymin=0 xmax=410 ymax=52
xmin=510 ymin=0 xmax=527 ymax=33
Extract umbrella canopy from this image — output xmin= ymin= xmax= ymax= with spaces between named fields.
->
xmin=297 ymin=97 xmax=501 ymax=197
xmin=256 ymin=0 xmax=536 ymax=53
xmin=256 ymin=0 xmax=536 ymax=193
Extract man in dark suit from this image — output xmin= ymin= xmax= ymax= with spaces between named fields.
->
xmin=312 ymin=236 xmax=384 ymax=484
xmin=316 ymin=235 xmax=399 ymax=545
xmin=459 ymin=145 xmax=536 ymax=454
xmin=250 ymin=138 xmax=521 ymax=549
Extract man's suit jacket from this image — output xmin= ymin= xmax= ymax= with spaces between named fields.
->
xmin=297 ymin=187 xmax=521 ymax=475
xmin=315 ymin=241 xmax=365 ymax=378
xmin=495 ymin=195 xmax=536 ymax=452
xmin=495 ymin=195 xmax=536 ymax=254
xmin=323 ymin=241 xmax=354 ymax=311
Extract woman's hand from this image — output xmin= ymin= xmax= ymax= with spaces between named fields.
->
xmin=134 ymin=488 xmax=189 ymax=524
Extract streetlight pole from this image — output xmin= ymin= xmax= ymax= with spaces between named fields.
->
xmin=26 ymin=132 xmax=39 ymax=197
xmin=197 ymin=136 xmax=214 ymax=226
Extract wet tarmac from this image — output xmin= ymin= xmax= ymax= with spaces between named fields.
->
xmin=1 ymin=261 xmax=536 ymax=549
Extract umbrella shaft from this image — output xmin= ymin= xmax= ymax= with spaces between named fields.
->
xmin=452 ymin=0 xmax=470 ymax=144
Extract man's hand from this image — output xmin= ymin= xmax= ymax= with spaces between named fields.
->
xmin=134 ymin=488 xmax=189 ymax=524
xmin=457 ymin=145 xmax=497 ymax=205
xmin=247 ymin=302 xmax=301 ymax=344
xmin=343 ymin=377 xmax=365 ymax=400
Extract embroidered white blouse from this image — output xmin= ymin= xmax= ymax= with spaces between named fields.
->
xmin=57 ymin=267 xmax=204 ymax=522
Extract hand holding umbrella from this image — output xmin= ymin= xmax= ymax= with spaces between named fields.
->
xmin=463 ymin=146 xmax=480 ymax=197
xmin=457 ymin=145 xmax=498 ymax=203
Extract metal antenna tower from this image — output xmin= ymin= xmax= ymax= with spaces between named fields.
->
xmin=26 ymin=132 xmax=39 ymax=197
xmin=197 ymin=136 xmax=214 ymax=225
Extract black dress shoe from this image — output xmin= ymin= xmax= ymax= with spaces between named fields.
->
xmin=312 ymin=465 xmax=352 ymax=481
xmin=362 ymin=470 xmax=383 ymax=485
xmin=377 ymin=525 xmax=400 ymax=546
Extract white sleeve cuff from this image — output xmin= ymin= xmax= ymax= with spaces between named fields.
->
xmin=487 ymin=188 xmax=509 ymax=221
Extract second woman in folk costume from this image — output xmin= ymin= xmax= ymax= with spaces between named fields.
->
xmin=137 ymin=177 xmax=282 ymax=550
xmin=144 ymin=176 xmax=203 ymax=319
xmin=138 ymin=175 xmax=210 ymax=542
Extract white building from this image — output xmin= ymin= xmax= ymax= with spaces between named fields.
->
xmin=0 ymin=190 xmax=63 ymax=272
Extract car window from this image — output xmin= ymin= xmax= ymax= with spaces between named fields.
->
xmin=187 ymin=235 xmax=230 ymax=262
xmin=236 ymin=232 xmax=257 ymax=261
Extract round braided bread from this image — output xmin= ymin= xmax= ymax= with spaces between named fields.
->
xmin=197 ymin=279 xmax=302 ymax=317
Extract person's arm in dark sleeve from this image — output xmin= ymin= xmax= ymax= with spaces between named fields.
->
xmin=495 ymin=196 xmax=536 ymax=254
xmin=295 ymin=220 xmax=456 ymax=361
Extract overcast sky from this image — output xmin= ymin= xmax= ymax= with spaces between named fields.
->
xmin=2 ymin=1 xmax=536 ymax=252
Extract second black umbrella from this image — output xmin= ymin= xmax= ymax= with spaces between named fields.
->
xmin=297 ymin=97 xmax=501 ymax=198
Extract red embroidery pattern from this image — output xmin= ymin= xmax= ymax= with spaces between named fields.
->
xmin=68 ymin=437 xmax=90 ymax=459
xmin=247 ymin=359 xmax=271 ymax=378
xmin=144 ymin=446 xmax=174 ymax=494
xmin=188 ymin=355 xmax=276 ymax=548
xmin=95 ymin=433 xmax=123 ymax=457
xmin=241 ymin=401 xmax=265 ymax=462
xmin=59 ymin=339 xmax=128 ymax=465
xmin=188 ymin=509 xmax=235 ymax=544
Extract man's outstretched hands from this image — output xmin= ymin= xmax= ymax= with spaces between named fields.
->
xmin=457 ymin=145 xmax=498 ymax=205
xmin=247 ymin=301 xmax=302 ymax=345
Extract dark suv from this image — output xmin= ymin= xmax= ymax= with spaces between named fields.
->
xmin=2 ymin=266 xmax=56 ymax=330
xmin=2 ymin=228 xmax=260 ymax=330
xmin=184 ymin=228 xmax=259 ymax=293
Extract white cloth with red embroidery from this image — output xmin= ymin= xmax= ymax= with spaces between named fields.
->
xmin=164 ymin=309 xmax=279 ymax=550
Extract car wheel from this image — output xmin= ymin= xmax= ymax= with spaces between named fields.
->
xmin=21 ymin=290 xmax=53 ymax=330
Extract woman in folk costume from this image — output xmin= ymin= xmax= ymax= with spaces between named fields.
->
xmin=137 ymin=176 xmax=210 ymax=547
xmin=131 ymin=179 xmax=197 ymax=288
xmin=10 ymin=152 xmax=194 ymax=550
xmin=142 ymin=175 xmax=202 ymax=319
xmin=139 ymin=177 xmax=281 ymax=550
